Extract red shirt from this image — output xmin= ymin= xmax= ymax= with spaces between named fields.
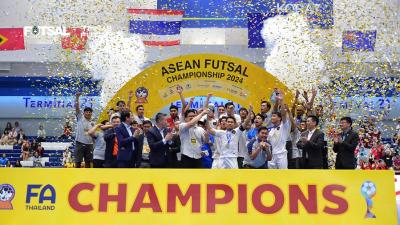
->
xmin=166 ymin=116 xmax=179 ymax=129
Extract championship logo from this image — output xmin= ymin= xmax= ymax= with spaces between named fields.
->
xmin=361 ymin=181 xmax=377 ymax=218
xmin=135 ymin=87 xmax=149 ymax=103
xmin=0 ymin=184 xmax=15 ymax=210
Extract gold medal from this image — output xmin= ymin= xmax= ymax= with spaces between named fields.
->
xmin=191 ymin=138 xmax=197 ymax=144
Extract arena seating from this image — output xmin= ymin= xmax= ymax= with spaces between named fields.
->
xmin=0 ymin=139 xmax=73 ymax=168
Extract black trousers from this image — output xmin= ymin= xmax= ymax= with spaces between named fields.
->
xmin=75 ymin=142 xmax=93 ymax=168
xmin=117 ymin=160 xmax=133 ymax=168
xmin=237 ymin=157 xmax=244 ymax=169
xmin=181 ymin=154 xmax=202 ymax=168
xmin=304 ymin=159 xmax=323 ymax=169
xmin=93 ymin=159 xmax=104 ymax=168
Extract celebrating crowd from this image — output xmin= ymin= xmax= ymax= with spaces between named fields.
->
xmin=71 ymin=87 xmax=400 ymax=170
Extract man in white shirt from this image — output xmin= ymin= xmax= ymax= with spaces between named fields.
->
xmin=208 ymin=115 xmax=250 ymax=169
xmin=208 ymin=116 xmax=242 ymax=169
xmin=261 ymin=100 xmax=272 ymax=127
xmin=219 ymin=102 xmax=241 ymax=125
xmin=133 ymin=105 xmax=149 ymax=125
xmin=267 ymin=96 xmax=291 ymax=169
xmin=178 ymin=109 xmax=209 ymax=168
xmin=207 ymin=104 xmax=218 ymax=129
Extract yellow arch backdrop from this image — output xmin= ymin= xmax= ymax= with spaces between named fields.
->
xmin=99 ymin=54 xmax=293 ymax=121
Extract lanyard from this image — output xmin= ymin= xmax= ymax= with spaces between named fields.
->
xmin=226 ymin=131 xmax=233 ymax=145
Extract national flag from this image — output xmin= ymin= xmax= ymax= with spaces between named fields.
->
xmin=128 ymin=9 xmax=184 ymax=46
xmin=0 ymin=28 xmax=25 ymax=51
xmin=342 ymin=30 xmax=377 ymax=52
xmin=61 ymin=28 xmax=89 ymax=50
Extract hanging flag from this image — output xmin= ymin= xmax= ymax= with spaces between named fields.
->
xmin=61 ymin=28 xmax=89 ymax=50
xmin=128 ymin=9 xmax=184 ymax=46
xmin=0 ymin=28 xmax=25 ymax=51
xmin=342 ymin=30 xmax=377 ymax=52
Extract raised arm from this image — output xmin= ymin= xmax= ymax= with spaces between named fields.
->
xmin=204 ymin=93 xmax=212 ymax=110
xmin=309 ymin=87 xmax=317 ymax=109
xmin=305 ymin=87 xmax=317 ymax=116
xmin=206 ymin=119 xmax=216 ymax=136
xmin=75 ymin=92 xmax=81 ymax=115
xmin=287 ymin=105 xmax=296 ymax=132
xmin=272 ymin=93 xmax=280 ymax=112
xmin=182 ymin=97 xmax=194 ymax=117
xmin=88 ymin=124 xmax=102 ymax=137
xmin=281 ymin=103 xmax=289 ymax=123
xmin=291 ymin=90 xmax=300 ymax=117
xmin=127 ymin=91 xmax=133 ymax=111
xmin=276 ymin=89 xmax=287 ymax=122
xmin=177 ymin=85 xmax=186 ymax=110
xmin=184 ymin=109 xmax=209 ymax=128
xmin=243 ymin=104 xmax=253 ymax=129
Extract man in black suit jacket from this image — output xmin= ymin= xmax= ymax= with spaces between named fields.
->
xmin=115 ymin=110 xmax=141 ymax=168
xmin=146 ymin=113 xmax=174 ymax=168
xmin=104 ymin=115 xmax=121 ymax=168
xmin=333 ymin=117 xmax=359 ymax=169
xmin=297 ymin=115 xmax=325 ymax=169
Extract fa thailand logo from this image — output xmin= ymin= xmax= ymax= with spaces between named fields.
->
xmin=0 ymin=184 xmax=15 ymax=210
xmin=135 ymin=87 xmax=149 ymax=103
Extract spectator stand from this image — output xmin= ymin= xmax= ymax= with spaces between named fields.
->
xmin=0 ymin=136 xmax=74 ymax=168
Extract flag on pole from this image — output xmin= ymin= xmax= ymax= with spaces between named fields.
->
xmin=128 ymin=9 xmax=184 ymax=46
xmin=0 ymin=28 xmax=25 ymax=51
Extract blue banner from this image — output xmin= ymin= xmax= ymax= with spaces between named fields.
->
xmin=247 ymin=0 xmax=334 ymax=48
xmin=158 ymin=0 xmax=333 ymax=31
xmin=0 ymin=77 xmax=99 ymax=96
xmin=342 ymin=30 xmax=377 ymax=52
xmin=129 ymin=21 xmax=182 ymax=35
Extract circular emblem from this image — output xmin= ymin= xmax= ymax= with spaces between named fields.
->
xmin=0 ymin=184 xmax=15 ymax=210
xmin=135 ymin=87 xmax=149 ymax=103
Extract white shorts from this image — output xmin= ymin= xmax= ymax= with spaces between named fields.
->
xmin=212 ymin=157 xmax=238 ymax=169
xmin=268 ymin=152 xmax=288 ymax=169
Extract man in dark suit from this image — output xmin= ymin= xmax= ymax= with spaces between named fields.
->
xmin=146 ymin=113 xmax=174 ymax=168
xmin=104 ymin=115 xmax=121 ymax=168
xmin=115 ymin=110 xmax=141 ymax=168
xmin=297 ymin=115 xmax=325 ymax=169
xmin=131 ymin=121 xmax=145 ymax=168
xmin=333 ymin=117 xmax=358 ymax=169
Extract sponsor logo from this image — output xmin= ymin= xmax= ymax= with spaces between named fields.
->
xmin=0 ymin=184 xmax=15 ymax=210
xmin=25 ymin=184 xmax=56 ymax=211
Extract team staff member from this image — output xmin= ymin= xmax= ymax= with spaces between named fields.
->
xmin=297 ymin=116 xmax=325 ymax=169
xmin=115 ymin=110 xmax=142 ymax=168
xmin=333 ymin=117 xmax=359 ymax=169
xmin=103 ymin=116 xmax=121 ymax=168
xmin=74 ymin=92 xmax=94 ymax=168
xmin=178 ymin=109 xmax=210 ymax=168
xmin=243 ymin=127 xmax=272 ymax=169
